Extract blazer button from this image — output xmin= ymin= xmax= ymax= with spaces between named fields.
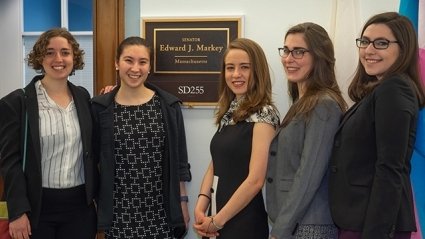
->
xmin=267 ymin=177 xmax=273 ymax=183
xmin=270 ymin=151 xmax=276 ymax=156
xmin=331 ymin=166 xmax=337 ymax=173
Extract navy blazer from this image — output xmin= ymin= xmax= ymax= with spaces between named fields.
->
xmin=329 ymin=75 xmax=418 ymax=238
xmin=0 ymin=75 xmax=98 ymax=228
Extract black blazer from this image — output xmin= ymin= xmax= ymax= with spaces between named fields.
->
xmin=91 ymin=83 xmax=191 ymax=238
xmin=0 ymin=75 xmax=98 ymax=228
xmin=329 ymin=75 xmax=418 ymax=239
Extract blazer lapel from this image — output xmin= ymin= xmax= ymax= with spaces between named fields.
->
xmin=336 ymin=100 xmax=363 ymax=133
xmin=24 ymin=80 xmax=43 ymax=171
xmin=68 ymin=83 xmax=91 ymax=157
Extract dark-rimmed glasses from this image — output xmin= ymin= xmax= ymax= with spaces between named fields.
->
xmin=278 ymin=47 xmax=309 ymax=59
xmin=355 ymin=38 xmax=399 ymax=49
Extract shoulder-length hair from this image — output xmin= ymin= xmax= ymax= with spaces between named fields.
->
xmin=281 ymin=22 xmax=347 ymax=128
xmin=348 ymin=12 xmax=425 ymax=106
xmin=215 ymin=38 xmax=276 ymax=125
xmin=27 ymin=28 xmax=85 ymax=74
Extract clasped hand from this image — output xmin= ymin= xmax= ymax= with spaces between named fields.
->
xmin=193 ymin=215 xmax=220 ymax=238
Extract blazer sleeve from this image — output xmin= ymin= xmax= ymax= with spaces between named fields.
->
xmin=90 ymin=101 xmax=100 ymax=174
xmin=271 ymin=98 xmax=341 ymax=238
xmin=174 ymin=102 xmax=191 ymax=182
xmin=362 ymin=77 xmax=418 ymax=238
xmin=0 ymin=91 xmax=32 ymax=221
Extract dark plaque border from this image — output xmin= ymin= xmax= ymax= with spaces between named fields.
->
xmin=142 ymin=17 xmax=242 ymax=106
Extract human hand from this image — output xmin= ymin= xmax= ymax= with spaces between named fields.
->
xmin=194 ymin=208 xmax=205 ymax=226
xmin=193 ymin=216 xmax=219 ymax=238
xmin=99 ymin=85 xmax=116 ymax=94
xmin=9 ymin=213 xmax=31 ymax=239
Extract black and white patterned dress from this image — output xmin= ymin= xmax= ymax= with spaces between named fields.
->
xmin=104 ymin=94 xmax=172 ymax=239
xmin=206 ymin=98 xmax=279 ymax=239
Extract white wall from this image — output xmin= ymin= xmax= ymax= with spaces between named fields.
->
xmin=0 ymin=0 xmax=23 ymax=98
xmin=140 ymin=1 xmax=399 ymax=238
xmin=0 ymin=1 xmax=399 ymax=238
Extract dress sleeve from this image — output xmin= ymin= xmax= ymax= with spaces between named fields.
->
xmin=248 ymin=105 xmax=280 ymax=128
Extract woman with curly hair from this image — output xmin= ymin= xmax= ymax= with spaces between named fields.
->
xmin=0 ymin=28 xmax=98 ymax=239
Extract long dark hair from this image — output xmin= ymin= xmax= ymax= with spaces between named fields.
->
xmin=116 ymin=36 xmax=153 ymax=66
xmin=348 ymin=12 xmax=425 ymax=106
xmin=281 ymin=22 xmax=347 ymax=127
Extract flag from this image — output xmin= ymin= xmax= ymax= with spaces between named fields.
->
xmin=410 ymin=110 xmax=425 ymax=239
xmin=400 ymin=0 xmax=425 ymax=85
xmin=330 ymin=0 xmax=360 ymax=106
xmin=420 ymin=0 xmax=425 ymax=86
xmin=400 ymin=1 xmax=425 ymax=238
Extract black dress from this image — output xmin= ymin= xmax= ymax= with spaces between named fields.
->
xmin=104 ymin=95 xmax=173 ymax=239
xmin=209 ymin=121 xmax=269 ymax=239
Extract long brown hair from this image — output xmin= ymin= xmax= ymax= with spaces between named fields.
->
xmin=348 ymin=12 xmax=425 ymax=106
xmin=281 ymin=22 xmax=347 ymax=127
xmin=215 ymin=38 xmax=276 ymax=125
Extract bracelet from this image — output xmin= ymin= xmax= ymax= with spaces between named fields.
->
xmin=210 ymin=216 xmax=223 ymax=230
xmin=198 ymin=193 xmax=211 ymax=201
xmin=180 ymin=195 xmax=189 ymax=202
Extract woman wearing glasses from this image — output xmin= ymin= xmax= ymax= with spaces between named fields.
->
xmin=266 ymin=22 xmax=346 ymax=239
xmin=329 ymin=12 xmax=425 ymax=239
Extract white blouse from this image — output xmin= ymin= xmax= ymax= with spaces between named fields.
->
xmin=36 ymin=80 xmax=85 ymax=188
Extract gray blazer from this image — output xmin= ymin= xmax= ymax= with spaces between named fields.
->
xmin=266 ymin=96 xmax=342 ymax=238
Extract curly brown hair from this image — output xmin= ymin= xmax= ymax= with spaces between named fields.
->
xmin=27 ymin=28 xmax=85 ymax=74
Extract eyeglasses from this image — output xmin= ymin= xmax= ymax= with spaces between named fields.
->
xmin=278 ymin=47 xmax=309 ymax=59
xmin=355 ymin=38 xmax=399 ymax=49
